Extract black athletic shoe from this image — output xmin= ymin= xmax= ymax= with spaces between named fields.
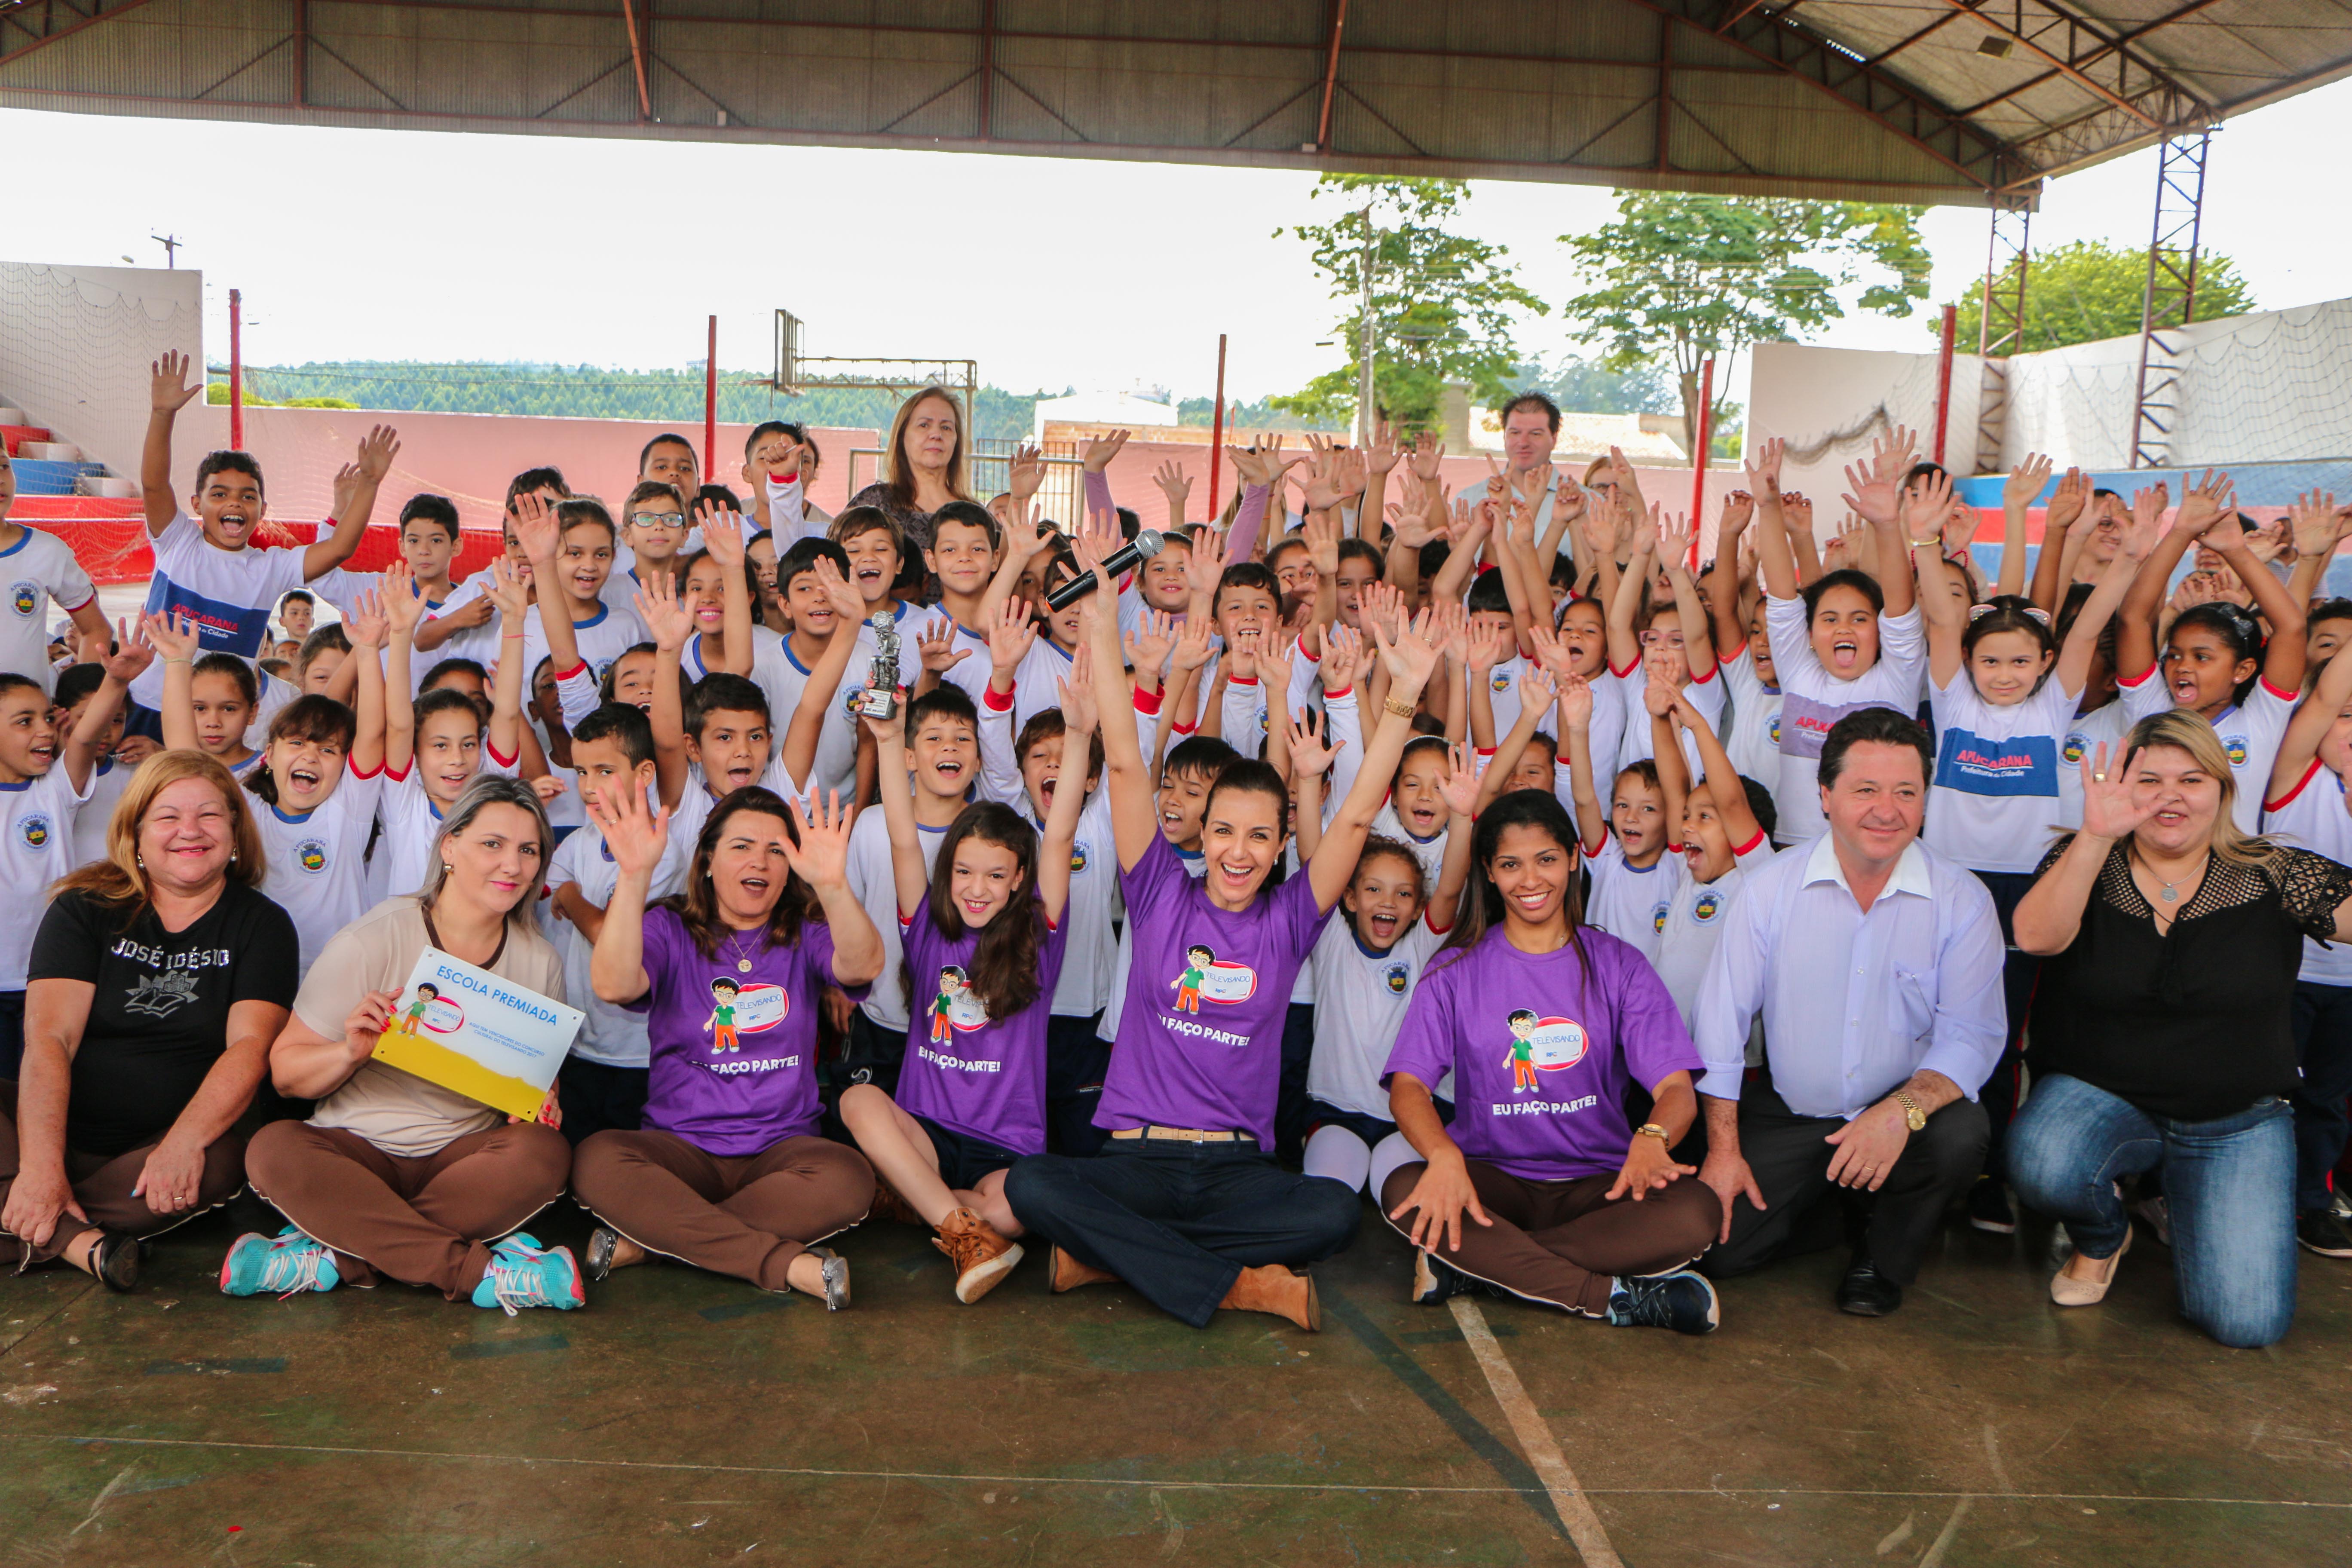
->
xmin=1967 ymin=1177 xmax=2018 ymax=1235
xmin=1605 ymin=1270 xmax=1719 ymax=1334
xmin=89 ymin=1231 xmax=141 ymax=1294
xmin=2296 ymin=1208 xmax=2352 ymax=1259
xmin=1411 ymin=1250 xmax=1475 ymax=1305
xmin=1836 ymin=1257 xmax=1902 ymax=1317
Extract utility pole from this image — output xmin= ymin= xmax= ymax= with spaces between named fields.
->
xmin=1355 ymin=202 xmax=1378 ymax=446
xmin=152 ymin=233 xmax=182 ymax=268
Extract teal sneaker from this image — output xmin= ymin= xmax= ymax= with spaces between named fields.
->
xmin=220 ymin=1227 xmax=340 ymax=1298
xmin=471 ymin=1233 xmax=585 ymax=1315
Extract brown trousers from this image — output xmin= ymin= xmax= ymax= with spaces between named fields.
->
xmin=0 ymin=1087 xmax=246 ymax=1266
xmin=571 ymin=1129 xmax=874 ymax=1292
xmin=245 ymin=1119 xmax=571 ymax=1299
xmin=1381 ymin=1158 xmax=1721 ymax=1317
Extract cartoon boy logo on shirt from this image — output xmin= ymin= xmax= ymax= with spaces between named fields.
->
xmin=929 ymin=965 xmax=988 ymax=1040
xmin=707 ymin=977 xmax=743 ymax=1055
xmin=1168 ymin=944 xmax=1259 ymax=1012
xmin=1507 ymin=1008 xmax=1590 ymax=1093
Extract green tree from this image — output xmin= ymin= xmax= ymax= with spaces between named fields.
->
xmin=1275 ymin=175 xmax=1545 ymax=434
xmin=1946 ymin=238 xmax=2258 ymax=353
xmin=1560 ymin=193 xmax=1932 ymax=456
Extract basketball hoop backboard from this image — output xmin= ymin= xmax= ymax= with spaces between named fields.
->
xmin=773 ymin=309 xmax=802 ymax=395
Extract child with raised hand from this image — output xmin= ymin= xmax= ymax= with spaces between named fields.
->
xmin=0 ymin=446 xmax=107 ymax=689
xmin=755 ymin=542 xmax=876 ymax=809
xmin=377 ymin=557 xmax=530 ymax=896
xmin=52 ymin=652 xmax=146 ymax=869
xmin=1609 ymin=508 xmax=1724 ymax=775
xmin=507 ymin=491 xmax=649 ymax=691
xmin=1562 ymin=670 xmax=1680 ymax=963
xmin=637 ymin=570 xmax=796 ymax=852
xmin=0 ymin=621 xmax=148 ymax=1069
xmin=133 ymin=351 xmax=397 ymax=708
xmin=669 ymin=501 xmax=775 ymax=690
xmin=1647 ymin=684 xmax=1778 ymax=1029
xmin=839 ymin=641 xmax=1099 ymax=1303
xmin=2113 ymin=472 xmax=2314 ymax=834
xmin=169 ymin=588 xmax=387 ymax=980
xmin=1296 ymin=741 xmax=1478 ymax=1202
xmin=1527 ymin=612 xmax=1625 ymax=810
xmin=1750 ymin=430 xmax=1926 ymax=843
xmin=144 ymin=613 xmax=263 ymax=780
xmin=977 ymin=593 xmax=1045 ymax=808
xmin=2257 ymin=628 xmax=2352 ymax=1258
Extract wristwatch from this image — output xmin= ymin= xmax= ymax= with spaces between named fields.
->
xmin=1635 ymin=1123 xmax=1672 ymax=1145
xmin=1892 ymin=1091 xmax=1927 ymax=1133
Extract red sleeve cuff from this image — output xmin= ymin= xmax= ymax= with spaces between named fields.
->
xmin=1322 ymin=685 xmax=1352 ymax=701
xmin=2267 ymin=757 xmax=2324 ymax=812
xmin=983 ymin=682 xmax=1016 ymax=712
xmin=1171 ymin=720 xmax=1197 ymax=737
xmin=349 ymin=758 xmax=384 ymax=781
xmin=557 ymin=660 xmax=589 ymax=682
xmin=1609 ymin=657 xmax=1640 ymax=678
xmin=1423 ymin=907 xmax=1455 ymax=937
xmin=2116 ymin=663 xmax=2160 ymax=689
xmin=1131 ymin=686 xmax=1164 ymax=717
xmin=1228 ymin=674 xmax=1259 ymax=687
xmin=383 ymin=759 xmax=413 ymax=783
xmin=1731 ymin=827 xmax=1768 ymax=857
xmin=1687 ymin=661 xmax=1717 ymax=686
xmin=1583 ymin=839 xmax=1607 ymax=860
xmin=61 ymin=592 xmax=96 ymax=613
xmin=2261 ymin=676 xmax=2300 ymax=703
xmin=487 ymin=739 xmax=520 ymax=769
xmin=1296 ymin=635 xmax=1320 ymax=663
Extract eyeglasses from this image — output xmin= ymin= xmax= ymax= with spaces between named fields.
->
xmin=628 ymin=512 xmax=687 ymax=530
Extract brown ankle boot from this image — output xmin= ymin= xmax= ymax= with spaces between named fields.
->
xmin=934 ymin=1208 xmax=1024 ymax=1304
xmin=867 ymin=1170 xmax=925 ymax=1227
xmin=1219 ymin=1265 xmax=1320 ymax=1332
xmin=1049 ymin=1244 xmax=1119 ymax=1293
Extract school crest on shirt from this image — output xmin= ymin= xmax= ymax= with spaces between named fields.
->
xmin=1651 ymin=900 xmax=1671 ymax=934
xmin=1069 ymin=841 xmax=1089 ymax=874
xmin=1490 ymin=668 xmax=1512 ymax=693
xmin=2222 ymin=732 xmax=2249 ymax=767
xmin=1692 ymin=890 xmax=1724 ymax=923
xmin=1382 ymin=960 xmax=1412 ymax=996
xmin=2063 ymin=732 xmax=2089 ymax=764
xmin=1168 ymin=943 xmax=1256 ymax=1012
xmin=1769 ymin=713 xmax=1782 ymax=746
xmin=123 ymin=969 xmax=199 ymax=1018
xmin=8 ymin=582 xmax=37 ymax=618
xmin=295 ymin=838 xmax=329 ymax=874
xmin=1504 ymin=1010 xmax=1588 ymax=1092
xmin=17 ymin=813 xmax=51 ymax=851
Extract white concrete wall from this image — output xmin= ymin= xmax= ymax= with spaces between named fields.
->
xmin=1745 ymin=340 xmax=1982 ymax=527
xmin=0 ymin=262 xmax=201 ymax=481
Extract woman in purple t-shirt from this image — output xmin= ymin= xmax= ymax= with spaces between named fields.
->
xmin=571 ymin=783 xmax=883 ymax=1306
xmin=1381 ymin=789 xmax=1725 ymax=1335
xmin=837 ymin=645 xmax=1097 ymax=1306
xmin=1003 ymin=529 xmax=1449 ymax=1334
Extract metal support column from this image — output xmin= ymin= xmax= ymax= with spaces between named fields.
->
xmin=1972 ymin=193 xmax=2032 ymax=474
xmin=2129 ymin=127 xmax=2213 ymax=469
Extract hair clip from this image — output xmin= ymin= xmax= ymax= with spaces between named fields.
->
xmin=1966 ymin=602 xmax=2053 ymax=626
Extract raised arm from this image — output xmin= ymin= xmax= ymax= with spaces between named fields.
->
xmin=1076 ymin=516 xmax=1157 ymax=870
xmin=1908 ymin=472 xmax=1968 ymax=687
xmin=64 ymin=620 xmax=153 ymax=793
xmin=778 ymin=562 xmax=867 ymax=795
xmin=1997 ymin=454 xmax=2050 ymax=600
xmin=2119 ymin=474 xmax=2225 ymax=681
xmin=2271 ymin=634 xmax=2352 ymax=803
xmin=2209 ymin=504 xmax=2308 ymax=692
xmin=1838 ymin=425 xmax=1918 ymax=616
xmin=381 ymin=562 xmax=423 ymax=777
xmin=338 ymin=589 xmax=389 ymax=778
xmin=1306 ymin=609 xmax=1442 ymax=913
xmin=637 ymin=570 xmax=696 ymax=811
xmin=141 ymin=351 xmax=201 ymax=537
xmin=1556 ymin=675 xmax=1609 ymax=855
xmin=1656 ymin=510 xmax=1715 ymax=668
xmin=1035 ymin=646 xmax=1099 ymax=926
xmin=1703 ymin=490 xmax=1752 ymax=658
xmin=1427 ymin=745 xmax=1480 ymax=931
xmin=302 ymin=426 xmax=399 ymax=580
xmin=1671 ymin=686 xmax=1762 ymax=852
xmin=143 ymin=610 xmax=202 ymax=754
xmin=586 ymin=780 xmax=671 ymax=1003
xmin=2015 ymin=755 xmax=2149 ymax=955
xmin=1644 ymin=679 xmax=1687 ymax=847
xmin=2027 ymin=466 xmax=2088 ymax=614
xmin=479 ymin=557 xmax=530 ymax=769
xmin=861 ymin=692 xmax=928 ymax=919
xmin=1607 ymin=513 xmax=1655 ymax=674
xmin=2054 ymin=501 xmax=2157 ymax=701
xmin=1746 ymin=438 xmax=1798 ymax=603
xmin=700 ymin=504 xmax=756 ymax=676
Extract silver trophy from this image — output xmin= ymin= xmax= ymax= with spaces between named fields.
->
xmin=858 ymin=612 xmax=901 ymax=721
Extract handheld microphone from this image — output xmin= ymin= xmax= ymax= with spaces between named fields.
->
xmin=1046 ymin=528 xmax=1165 ymax=610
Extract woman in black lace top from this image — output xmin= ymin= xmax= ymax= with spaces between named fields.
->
xmin=2013 ymin=710 xmax=2352 ymax=1347
xmin=845 ymin=387 xmax=974 ymax=558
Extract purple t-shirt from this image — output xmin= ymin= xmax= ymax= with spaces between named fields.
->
xmin=894 ymin=893 xmax=1069 ymax=1157
xmin=629 ymin=905 xmax=864 ymax=1158
xmin=1382 ymin=926 xmax=1703 ymax=1181
xmin=1100 ymin=833 xmax=1333 ymax=1145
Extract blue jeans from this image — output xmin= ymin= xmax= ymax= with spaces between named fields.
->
xmin=2008 ymin=1073 xmax=2297 ymax=1348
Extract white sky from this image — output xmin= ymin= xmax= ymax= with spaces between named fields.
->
xmin=8 ymin=74 xmax=2350 ymax=404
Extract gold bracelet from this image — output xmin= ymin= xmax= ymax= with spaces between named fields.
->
xmin=1382 ymin=694 xmax=1416 ymax=720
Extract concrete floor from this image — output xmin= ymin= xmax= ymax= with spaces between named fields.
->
xmin=3 ymin=1192 xmax=2348 ymax=1567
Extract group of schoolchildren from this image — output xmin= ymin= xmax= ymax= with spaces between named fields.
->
xmin=2 ymin=365 xmax=2349 ymax=1332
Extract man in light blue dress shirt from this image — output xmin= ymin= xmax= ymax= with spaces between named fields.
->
xmin=1691 ymin=708 xmax=2006 ymax=1316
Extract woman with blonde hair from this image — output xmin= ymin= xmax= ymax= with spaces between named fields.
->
xmin=1 ymin=752 xmax=298 ymax=1291
xmin=230 ymin=775 xmax=582 ymax=1313
xmin=845 ymin=386 xmax=974 ymax=557
xmin=2012 ymin=709 xmax=2352 ymax=1346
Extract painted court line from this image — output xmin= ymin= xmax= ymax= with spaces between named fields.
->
xmin=9 ymin=1434 xmax=2352 ymax=1511
xmin=1447 ymin=1298 xmax=1623 ymax=1568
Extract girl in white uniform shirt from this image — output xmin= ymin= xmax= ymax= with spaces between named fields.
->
xmin=1605 ymin=513 xmax=1726 ymax=778
xmin=1296 ymin=750 xmax=1477 ymax=1199
xmin=2053 ymin=580 xmax=2132 ymax=831
xmin=156 ymin=597 xmax=389 ymax=981
xmin=1562 ymin=676 xmax=1683 ymax=965
xmin=2259 ymin=634 xmax=2352 ymax=1256
xmin=1645 ymin=689 xmax=1778 ymax=1030
xmin=2111 ymin=477 xmax=2320 ymax=835
xmin=1747 ymin=434 xmax=1926 ymax=844
xmin=375 ymin=559 xmax=531 ymax=896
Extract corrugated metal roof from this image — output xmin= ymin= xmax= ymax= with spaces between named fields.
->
xmin=5 ymin=0 xmax=2349 ymax=203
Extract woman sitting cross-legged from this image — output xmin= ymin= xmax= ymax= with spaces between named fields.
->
xmin=231 ymin=776 xmax=582 ymax=1313
xmin=571 ymin=784 xmax=883 ymax=1307
xmin=1 ymin=753 xmax=298 ymax=1291
xmin=1381 ymin=784 xmax=1725 ymax=1334
xmin=2011 ymin=711 xmax=2352 ymax=1348
xmin=838 ymin=638 xmax=1099 ymax=1304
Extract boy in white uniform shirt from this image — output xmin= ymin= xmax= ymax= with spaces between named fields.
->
xmin=0 ymin=448 xmax=106 ymax=690
xmin=1647 ymin=686 xmax=1779 ymax=1030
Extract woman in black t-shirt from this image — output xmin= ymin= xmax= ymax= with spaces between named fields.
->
xmin=0 ymin=752 xmax=297 ymax=1291
xmin=2014 ymin=711 xmax=2352 ymax=1347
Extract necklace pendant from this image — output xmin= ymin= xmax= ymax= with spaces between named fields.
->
xmin=738 ymin=957 xmax=754 ymax=973
xmin=2160 ymin=885 xmax=2178 ymax=902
